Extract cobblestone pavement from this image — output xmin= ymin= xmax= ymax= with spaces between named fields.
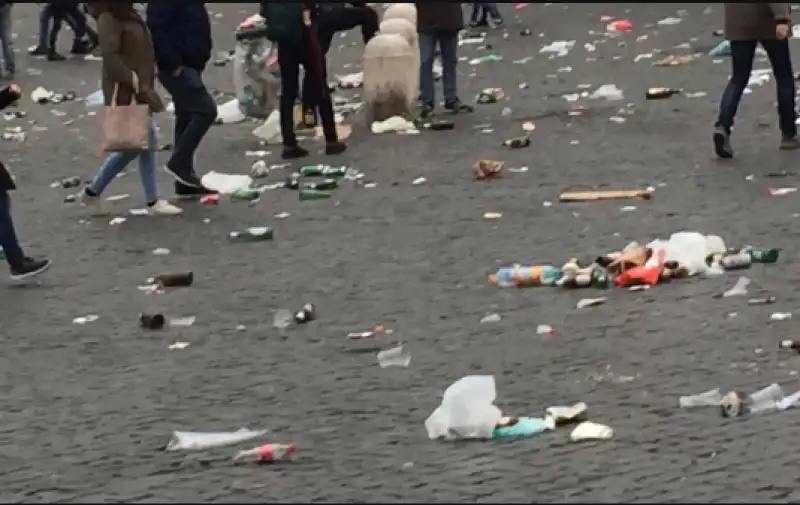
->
xmin=3 ymin=3 xmax=800 ymax=503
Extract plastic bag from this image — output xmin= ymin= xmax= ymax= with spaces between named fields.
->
xmin=233 ymin=27 xmax=280 ymax=119
xmin=424 ymin=375 xmax=503 ymax=440
xmin=165 ymin=427 xmax=267 ymax=451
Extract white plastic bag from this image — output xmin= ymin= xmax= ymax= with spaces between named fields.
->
xmin=424 ymin=375 xmax=502 ymax=440
xmin=200 ymin=171 xmax=253 ymax=194
xmin=165 ymin=427 xmax=267 ymax=451
xmin=233 ymin=30 xmax=280 ymax=119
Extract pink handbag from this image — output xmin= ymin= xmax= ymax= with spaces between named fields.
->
xmin=102 ymin=84 xmax=149 ymax=152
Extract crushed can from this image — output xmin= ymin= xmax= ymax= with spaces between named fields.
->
xmin=233 ymin=443 xmax=296 ymax=464
xmin=139 ymin=313 xmax=165 ymax=330
xmin=477 ymin=88 xmax=504 ymax=104
xmin=152 ymin=272 xmax=193 ymax=288
xmin=294 ymin=303 xmax=316 ymax=324
xmin=503 ymin=137 xmax=530 ymax=149
xmin=720 ymin=390 xmax=745 ymax=418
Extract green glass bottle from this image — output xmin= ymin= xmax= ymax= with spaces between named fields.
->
xmin=590 ymin=267 xmax=610 ymax=289
xmin=303 ymin=178 xmax=338 ymax=191
xmin=230 ymin=188 xmax=261 ymax=202
xmin=299 ymin=189 xmax=332 ymax=201
xmin=747 ymin=247 xmax=779 ymax=264
xmin=229 ymin=227 xmax=274 ymax=242
xmin=299 ymin=164 xmax=348 ymax=177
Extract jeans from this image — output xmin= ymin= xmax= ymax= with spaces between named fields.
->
xmin=0 ymin=190 xmax=24 ymax=269
xmin=278 ymin=39 xmax=337 ymax=145
xmin=157 ymin=68 xmax=216 ymax=177
xmin=88 ymin=120 xmax=158 ymax=204
xmin=716 ymin=39 xmax=797 ymax=138
xmin=470 ymin=2 xmax=502 ymax=23
xmin=419 ymin=30 xmax=459 ymax=105
xmin=301 ymin=6 xmax=379 ymax=114
xmin=0 ymin=5 xmax=14 ymax=75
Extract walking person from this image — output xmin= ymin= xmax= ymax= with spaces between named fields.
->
xmin=714 ymin=2 xmax=799 ymax=159
xmin=30 ymin=2 xmax=96 ymax=60
xmin=0 ymin=1 xmax=15 ymax=79
xmin=300 ymin=1 xmax=379 ymax=128
xmin=416 ymin=2 xmax=474 ymax=119
xmin=0 ymin=84 xmax=51 ymax=280
xmin=469 ymin=2 xmax=504 ymax=28
xmin=79 ymin=1 xmax=181 ymax=216
xmin=262 ymin=1 xmax=347 ymax=159
xmin=147 ymin=3 xmax=218 ymax=197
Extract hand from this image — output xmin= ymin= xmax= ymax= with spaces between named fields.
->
xmin=8 ymin=84 xmax=20 ymax=96
xmin=777 ymin=23 xmax=791 ymax=39
xmin=172 ymin=66 xmax=184 ymax=77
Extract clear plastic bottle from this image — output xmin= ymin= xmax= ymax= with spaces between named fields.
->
xmin=678 ymin=388 xmax=722 ymax=408
xmin=233 ymin=443 xmax=296 ymax=464
xmin=747 ymin=383 xmax=784 ymax=413
xmin=489 ymin=266 xmax=562 ymax=287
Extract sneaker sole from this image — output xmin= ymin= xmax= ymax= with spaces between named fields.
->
xmin=713 ymin=132 xmax=733 ymax=159
xmin=163 ymin=165 xmax=201 ymax=188
xmin=10 ymin=261 xmax=51 ymax=281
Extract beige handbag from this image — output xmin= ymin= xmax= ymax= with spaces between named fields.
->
xmin=102 ymin=84 xmax=150 ymax=152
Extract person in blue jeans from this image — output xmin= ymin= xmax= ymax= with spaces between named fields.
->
xmin=0 ymin=84 xmax=51 ymax=280
xmin=147 ymin=3 xmax=218 ymax=198
xmin=469 ymin=2 xmax=503 ymax=28
xmin=29 ymin=2 xmax=96 ymax=60
xmin=714 ymin=3 xmax=799 ymax=159
xmin=416 ymin=2 xmax=473 ymax=120
xmin=81 ymin=2 xmax=181 ymax=216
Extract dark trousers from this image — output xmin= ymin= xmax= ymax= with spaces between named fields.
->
xmin=716 ymin=39 xmax=796 ymax=138
xmin=470 ymin=2 xmax=502 ymax=24
xmin=157 ymin=68 xmax=217 ymax=177
xmin=301 ymin=6 xmax=379 ymax=116
xmin=0 ymin=190 xmax=24 ymax=269
xmin=278 ymin=37 xmax=337 ymax=145
xmin=48 ymin=4 xmax=94 ymax=49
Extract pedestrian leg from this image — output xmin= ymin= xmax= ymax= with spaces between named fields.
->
xmin=761 ymin=38 xmax=798 ymax=144
xmin=713 ymin=40 xmax=757 ymax=158
xmin=0 ymin=4 xmax=15 ymax=77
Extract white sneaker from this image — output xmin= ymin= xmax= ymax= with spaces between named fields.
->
xmin=79 ymin=187 xmax=108 ymax=216
xmin=148 ymin=200 xmax=183 ymax=216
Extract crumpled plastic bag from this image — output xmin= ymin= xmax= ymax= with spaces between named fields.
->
xmin=233 ymin=28 xmax=280 ymax=119
xmin=646 ymin=231 xmax=726 ymax=276
xmin=216 ymin=98 xmax=246 ymax=125
xmin=200 ymin=171 xmax=253 ymax=194
xmin=589 ymin=84 xmax=624 ymax=101
xmin=425 ymin=375 xmax=503 ymax=440
xmin=253 ymin=109 xmax=281 ymax=143
xmin=165 ymin=427 xmax=267 ymax=451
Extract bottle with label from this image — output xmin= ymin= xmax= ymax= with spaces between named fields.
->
xmin=299 ymin=189 xmax=332 ymax=201
xmin=745 ymin=247 xmax=779 ymax=264
xmin=489 ymin=265 xmax=562 ymax=287
xmin=229 ymin=227 xmax=274 ymax=241
xmin=303 ymin=178 xmax=339 ymax=191
xmin=720 ymin=251 xmax=752 ymax=270
xmin=299 ymin=164 xmax=349 ymax=177
xmin=230 ymin=188 xmax=261 ymax=202
xmin=645 ymin=87 xmax=681 ymax=100
xmin=590 ymin=267 xmax=611 ymax=288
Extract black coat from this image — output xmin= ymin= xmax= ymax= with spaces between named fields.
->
xmin=0 ymin=85 xmax=19 ymax=191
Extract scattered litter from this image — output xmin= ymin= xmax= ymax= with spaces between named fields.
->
xmin=480 ymin=313 xmax=501 ymax=324
xmin=168 ymin=341 xmax=190 ymax=350
xmin=589 ymin=84 xmax=624 ymax=101
xmin=679 ymin=388 xmax=722 ymax=408
xmin=576 ymin=297 xmax=607 ymax=309
xmin=273 ymin=309 xmax=293 ymax=329
xmin=570 ymin=421 xmax=613 ymax=441
xmin=233 ymin=443 xmax=296 ymax=464
xmin=771 ymin=312 xmax=793 ymax=321
xmin=560 ymin=188 xmax=652 ymax=202
xmin=769 ymin=187 xmax=797 ymax=196
xmin=537 ymin=324 xmax=555 ymax=335
xmin=170 ymin=316 xmax=197 ymax=327
xmin=377 ymin=345 xmax=411 ymax=368
xmin=722 ymin=276 xmax=749 ymax=297
xmin=73 ymin=314 xmax=99 ymax=325
xmin=165 ymin=428 xmax=267 ymax=451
